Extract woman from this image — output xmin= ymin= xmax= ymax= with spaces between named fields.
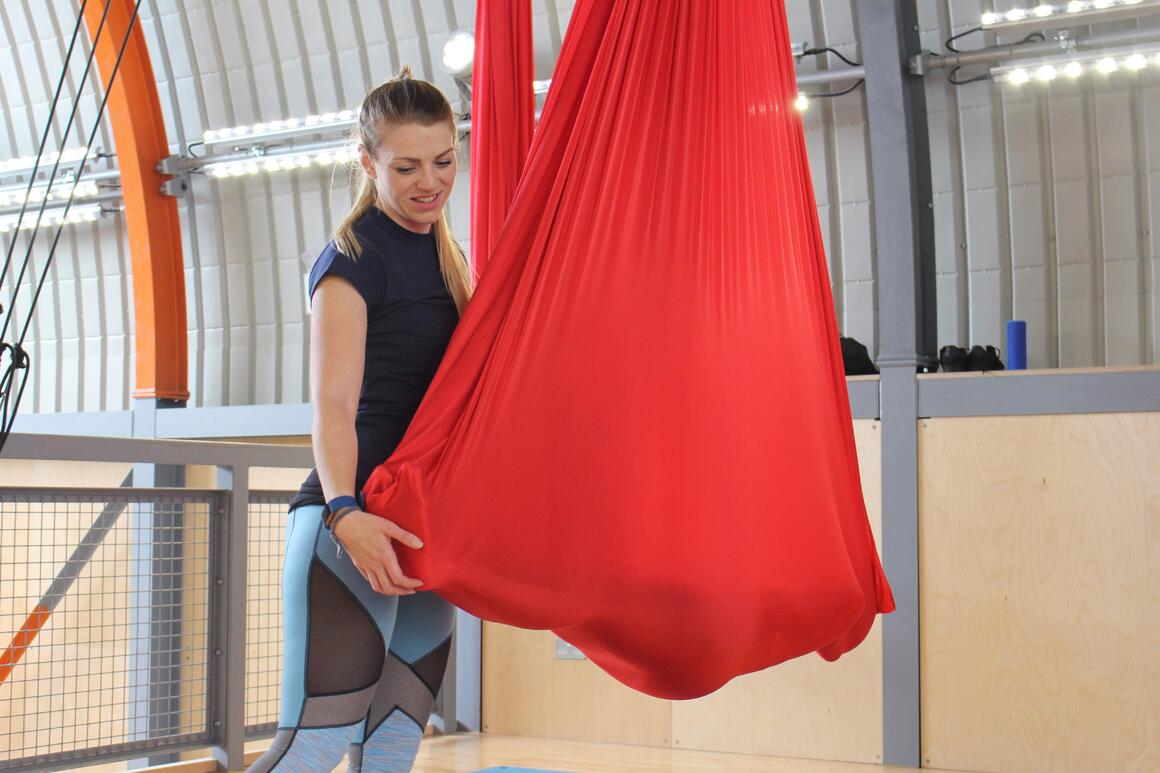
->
xmin=248 ymin=67 xmax=472 ymax=773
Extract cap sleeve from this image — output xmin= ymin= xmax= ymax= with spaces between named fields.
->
xmin=307 ymin=241 xmax=385 ymax=307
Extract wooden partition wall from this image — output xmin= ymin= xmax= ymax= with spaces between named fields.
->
xmin=482 ymin=413 xmax=1160 ymax=772
xmin=918 ymin=413 xmax=1160 ymax=772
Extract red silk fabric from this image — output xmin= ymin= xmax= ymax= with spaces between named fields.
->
xmin=467 ymin=0 xmax=534 ymax=280
xmin=365 ymin=0 xmax=895 ymax=699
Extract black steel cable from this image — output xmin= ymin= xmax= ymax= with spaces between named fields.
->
xmin=17 ymin=2 xmax=143 ymax=349
xmin=0 ymin=0 xmax=109 ymax=342
xmin=0 ymin=0 xmax=94 ymax=301
xmin=0 ymin=0 xmax=143 ymax=452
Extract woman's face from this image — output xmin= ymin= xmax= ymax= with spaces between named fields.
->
xmin=360 ymin=120 xmax=457 ymax=234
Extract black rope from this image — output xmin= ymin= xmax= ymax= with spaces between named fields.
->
xmin=0 ymin=0 xmax=142 ymax=453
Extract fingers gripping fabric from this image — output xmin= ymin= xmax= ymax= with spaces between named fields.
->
xmin=363 ymin=0 xmax=895 ymax=700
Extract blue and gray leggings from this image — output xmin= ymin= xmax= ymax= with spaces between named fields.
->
xmin=246 ymin=504 xmax=454 ymax=773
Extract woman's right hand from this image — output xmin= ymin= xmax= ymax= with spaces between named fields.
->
xmin=332 ymin=510 xmax=425 ymax=595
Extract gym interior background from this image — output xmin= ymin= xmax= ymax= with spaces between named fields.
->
xmin=0 ymin=1 xmax=1157 ymax=772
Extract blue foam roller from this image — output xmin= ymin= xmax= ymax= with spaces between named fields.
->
xmin=1006 ymin=320 xmax=1027 ymax=370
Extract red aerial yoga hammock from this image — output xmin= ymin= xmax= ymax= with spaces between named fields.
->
xmin=364 ymin=0 xmax=895 ymax=700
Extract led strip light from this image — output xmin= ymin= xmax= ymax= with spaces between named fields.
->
xmin=0 ymin=147 xmax=91 ymax=180
xmin=0 ymin=180 xmax=101 ymax=208
xmin=200 ymin=51 xmax=823 ymax=174
xmin=202 ymin=111 xmax=357 ymax=149
xmin=992 ymin=43 xmax=1160 ymax=83
xmin=0 ymin=203 xmax=103 ymax=233
xmin=203 ymin=143 xmax=358 ymax=179
xmin=979 ymin=0 xmax=1160 ymax=33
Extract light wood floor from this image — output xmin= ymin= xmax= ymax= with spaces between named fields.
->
xmin=67 ymin=734 xmax=961 ymax=772
xmin=402 ymin=734 xmax=952 ymax=773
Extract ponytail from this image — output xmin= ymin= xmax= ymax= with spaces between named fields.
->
xmin=434 ymin=211 xmax=472 ymax=312
xmin=334 ymin=172 xmax=376 ymax=260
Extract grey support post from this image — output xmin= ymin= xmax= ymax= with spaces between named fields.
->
xmin=128 ymin=398 xmax=186 ymax=768
xmin=854 ymin=0 xmax=937 ymax=766
xmin=211 ymin=465 xmax=249 ymax=772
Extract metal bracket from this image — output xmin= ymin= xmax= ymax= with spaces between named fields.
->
xmin=156 ymin=154 xmax=185 ymax=176
xmin=909 ymin=50 xmax=932 ymax=76
xmin=160 ymin=174 xmax=189 ymax=197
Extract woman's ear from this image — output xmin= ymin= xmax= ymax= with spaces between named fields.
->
xmin=358 ymin=146 xmax=377 ymax=181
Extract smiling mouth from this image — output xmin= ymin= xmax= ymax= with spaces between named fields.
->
xmin=413 ymin=193 xmax=439 ymax=203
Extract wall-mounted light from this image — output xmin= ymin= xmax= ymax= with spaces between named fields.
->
xmin=0 ymin=203 xmax=103 ymax=233
xmin=202 ymin=111 xmax=356 ymax=150
xmin=992 ymin=43 xmax=1160 ymax=83
xmin=794 ymin=93 xmax=811 ymax=111
xmin=979 ymin=0 xmax=1160 ymax=34
xmin=0 ymin=147 xmax=91 ymax=181
xmin=203 ymin=143 xmax=357 ymax=179
xmin=0 ymin=180 xmax=101 ymax=208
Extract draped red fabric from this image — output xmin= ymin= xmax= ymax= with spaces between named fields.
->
xmin=365 ymin=0 xmax=895 ymax=699
xmin=467 ymin=0 xmax=535 ymax=280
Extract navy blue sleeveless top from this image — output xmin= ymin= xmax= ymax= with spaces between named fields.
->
xmin=290 ymin=206 xmax=460 ymax=510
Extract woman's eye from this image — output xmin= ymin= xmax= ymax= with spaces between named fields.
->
xmin=436 ymin=160 xmax=453 ymax=167
xmin=395 ymin=167 xmax=415 ymax=174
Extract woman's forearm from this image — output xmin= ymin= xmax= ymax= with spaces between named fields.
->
xmin=313 ymin=397 xmax=359 ymax=502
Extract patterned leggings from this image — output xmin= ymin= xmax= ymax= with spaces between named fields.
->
xmin=246 ymin=505 xmax=454 ymax=773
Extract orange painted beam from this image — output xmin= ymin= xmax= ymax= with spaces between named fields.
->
xmin=83 ymin=0 xmax=188 ymax=401
xmin=0 ymin=605 xmax=49 ymax=685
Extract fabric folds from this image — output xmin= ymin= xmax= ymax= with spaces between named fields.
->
xmin=364 ymin=0 xmax=895 ymax=699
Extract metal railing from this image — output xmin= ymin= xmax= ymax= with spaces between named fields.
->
xmin=0 ymin=432 xmax=473 ymax=772
xmin=0 ymin=487 xmax=218 ymax=771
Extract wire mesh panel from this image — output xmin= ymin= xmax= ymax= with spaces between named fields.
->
xmin=0 ymin=488 xmax=219 ymax=771
xmin=245 ymin=491 xmax=293 ymax=737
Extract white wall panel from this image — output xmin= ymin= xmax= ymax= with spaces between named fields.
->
xmin=1009 ymin=185 xmax=1047 ymax=269
xmin=59 ymin=336 xmax=79 ymax=412
xmin=844 ymin=280 xmax=877 ymax=353
xmin=1058 ymin=262 xmax=1099 ymax=366
xmin=966 ymin=187 xmax=1003 ymax=273
xmin=840 ymin=202 xmax=874 ymax=284
xmin=254 ymin=322 xmax=277 ymax=404
xmin=4 ymin=0 xmax=1160 ymax=419
xmin=969 ymin=269 xmax=1003 ymax=346
xmin=106 ymin=334 xmax=127 ymax=411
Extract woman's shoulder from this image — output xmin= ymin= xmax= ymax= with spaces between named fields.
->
xmin=308 ymin=238 xmax=387 ymax=305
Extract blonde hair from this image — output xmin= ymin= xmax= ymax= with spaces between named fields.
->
xmin=335 ymin=65 xmax=472 ymax=313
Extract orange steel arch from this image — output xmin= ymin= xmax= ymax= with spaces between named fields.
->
xmin=83 ymin=0 xmax=187 ymax=401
